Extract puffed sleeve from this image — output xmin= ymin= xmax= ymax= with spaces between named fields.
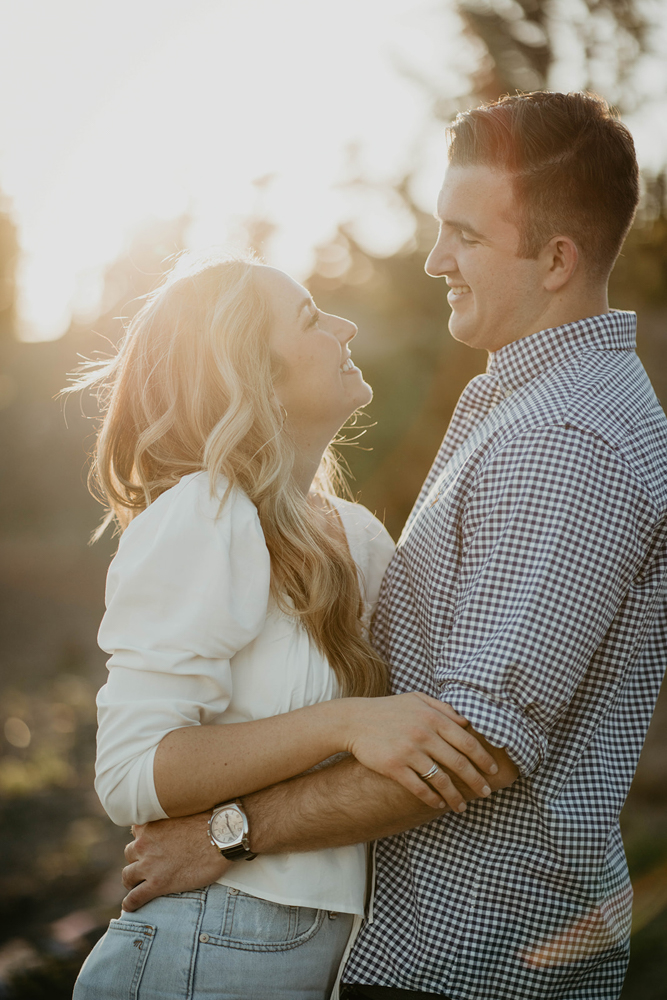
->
xmin=332 ymin=498 xmax=395 ymax=611
xmin=361 ymin=516 xmax=396 ymax=611
xmin=95 ymin=473 xmax=271 ymax=826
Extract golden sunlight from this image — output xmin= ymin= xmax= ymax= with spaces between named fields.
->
xmin=0 ymin=0 xmax=472 ymax=341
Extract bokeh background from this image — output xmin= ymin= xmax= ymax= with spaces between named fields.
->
xmin=1 ymin=0 xmax=667 ymax=996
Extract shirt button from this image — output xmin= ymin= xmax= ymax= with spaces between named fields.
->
xmin=199 ymin=933 xmax=209 ymax=943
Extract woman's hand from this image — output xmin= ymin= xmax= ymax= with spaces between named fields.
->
xmin=342 ymin=693 xmax=499 ymax=812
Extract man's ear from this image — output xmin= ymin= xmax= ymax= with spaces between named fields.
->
xmin=540 ymin=235 xmax=579 ymax=292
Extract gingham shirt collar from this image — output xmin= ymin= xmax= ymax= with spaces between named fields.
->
xmin=487 ymin=310 xmax=636 ymax=393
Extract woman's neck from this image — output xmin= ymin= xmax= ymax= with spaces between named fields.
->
xmin=288 ymin=426 xmax=330 ymax=497
xmin=292 ymin=453 xmax=321 ymax=496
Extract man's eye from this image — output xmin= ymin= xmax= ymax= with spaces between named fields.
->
xmin=307 ymin=310 xmax=320 ymax=327
xmin=460 ymin=234 xmax=478 ymax=246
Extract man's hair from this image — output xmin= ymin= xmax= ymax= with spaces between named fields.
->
xmin=447 ymin=91 xmax=640 ymax=279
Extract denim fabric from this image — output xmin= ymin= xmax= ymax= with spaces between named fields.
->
xmin=74 ymin=884 xmax=354 ymax=999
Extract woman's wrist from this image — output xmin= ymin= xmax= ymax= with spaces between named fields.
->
xmin=321 ymin=697 xmax=365 ymax=756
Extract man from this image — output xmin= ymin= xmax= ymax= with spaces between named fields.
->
xmin=121 ymin=92 xmax=667 ymax=998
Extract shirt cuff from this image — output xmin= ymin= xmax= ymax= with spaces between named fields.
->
xmin=438 ymin=682 xmax=547 ymax=776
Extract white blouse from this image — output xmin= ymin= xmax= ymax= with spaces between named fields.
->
xmin=95 ymin=472 xmax=395 ymax=916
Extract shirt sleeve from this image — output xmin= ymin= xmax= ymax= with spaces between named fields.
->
xmin=332 ymin=498 xmax=396 ymax=610
xmin=362 ymin=518 xmax=396 ymax=611
xmin=437 ymin=426 xmax=655 ymax=776
xmin=95 ymin=475 xmax=271 ymax=826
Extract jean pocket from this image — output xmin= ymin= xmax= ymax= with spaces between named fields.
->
xmin=213 ymin=890 xmax=325 ymax=952
xmin=74 ymin=918 xmax=155 ymax=1000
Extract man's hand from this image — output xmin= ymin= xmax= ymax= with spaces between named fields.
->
xmin=121 ymin=812 xmax=230 ymax=912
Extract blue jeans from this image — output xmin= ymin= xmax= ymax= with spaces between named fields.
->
xmin=73 ymin=884 xmax=355 ymax=999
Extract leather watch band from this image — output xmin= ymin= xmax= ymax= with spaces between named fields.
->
xmin=221 ymin=843 xmax=257 ymax=862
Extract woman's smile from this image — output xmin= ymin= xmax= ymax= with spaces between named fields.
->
xmin=258 ymin=265 xmax=372 ymax=447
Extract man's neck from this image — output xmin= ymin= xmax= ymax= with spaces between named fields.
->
xmin=496 ymin=287 xmax=610 ymax=353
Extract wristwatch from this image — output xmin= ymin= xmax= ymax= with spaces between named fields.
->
xmin=208 ymin=800 xmax=257 ymax=861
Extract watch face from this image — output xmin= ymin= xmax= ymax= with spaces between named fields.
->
xmin=211 ymin=807 xmax=244 ymax=847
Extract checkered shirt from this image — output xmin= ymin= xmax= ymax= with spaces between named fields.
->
xmin=345 ymin=311 xmax=667 ymax=999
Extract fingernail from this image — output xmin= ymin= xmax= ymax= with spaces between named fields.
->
xmin=482 ymin=785 xmax=491 ymax=796
xmin=489 ymin=764 xmax=499 ymax=775
xmin=458 ymin=802 xmax=467 ymax=812
xmin=438 ymin=800 xmax=446 ymax=809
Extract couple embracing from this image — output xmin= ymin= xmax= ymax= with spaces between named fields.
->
xmin=73 ymin=91 xmax=667 ymax=1000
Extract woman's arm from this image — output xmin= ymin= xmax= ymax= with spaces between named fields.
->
xmin=154 ymin=691 xmax=499 ymax=817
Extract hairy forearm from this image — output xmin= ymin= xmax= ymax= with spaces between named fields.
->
xmin=244 ymin=730 xmax=518 ymax=853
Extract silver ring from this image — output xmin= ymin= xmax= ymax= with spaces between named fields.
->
xmin=420 ymin=763 xmax=440 ymax=781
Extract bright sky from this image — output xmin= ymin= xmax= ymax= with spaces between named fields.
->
xmin=0 ymin=0 xmax=475 ymax=341
xmin=1 ymin=0 xmax=666 ymax=341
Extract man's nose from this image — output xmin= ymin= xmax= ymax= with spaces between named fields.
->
xmin=425 ymin=236 xmax=456 ymax=277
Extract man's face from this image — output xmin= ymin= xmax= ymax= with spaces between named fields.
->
xmin=426 ymin=164 xmax=547 ymax=352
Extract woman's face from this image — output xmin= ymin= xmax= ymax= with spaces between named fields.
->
xmin=258 ymin=266 xmax=372 ymax=444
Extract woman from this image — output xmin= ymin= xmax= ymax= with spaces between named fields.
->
xmin=72 ymin=251 xmax=497 ymax=1000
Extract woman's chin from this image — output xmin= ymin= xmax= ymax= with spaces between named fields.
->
xmin=355 ymin=381 xmax=374 ymax=408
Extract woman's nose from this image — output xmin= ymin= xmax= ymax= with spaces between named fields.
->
xmin=336 ymin=315 xmax=358 ymax=342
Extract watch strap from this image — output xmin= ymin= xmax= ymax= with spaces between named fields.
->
xmin=219 ymin=842 xmax=258 ymax=862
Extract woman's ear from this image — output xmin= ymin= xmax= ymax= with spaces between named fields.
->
xmin=540 ymin=235 xmax=579 ymax=292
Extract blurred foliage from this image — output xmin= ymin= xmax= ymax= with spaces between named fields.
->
xmin=1 ymin=0 xmax=667 ymax=995
xmin=456 ymin=0 xmax=650 ymax=107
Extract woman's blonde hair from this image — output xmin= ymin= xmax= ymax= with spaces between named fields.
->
xmin=72 ymin=249 xmax=388 ymax=698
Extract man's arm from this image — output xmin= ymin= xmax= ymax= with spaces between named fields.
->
xmin=121 ymin=727 xmax=517 ymax=910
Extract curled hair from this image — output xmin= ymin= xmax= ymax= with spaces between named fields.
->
xmin=448 ymin=91 xmax=640 ymax=278
xmin=69 ymin=250 xmax=388 ymax=698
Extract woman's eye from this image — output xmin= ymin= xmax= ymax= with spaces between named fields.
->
xmin=307 ymin=310 xmax=320 ymax=328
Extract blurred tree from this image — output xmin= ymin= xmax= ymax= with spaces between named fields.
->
xmin=456 ymin=0 xmax=649 ymax=106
